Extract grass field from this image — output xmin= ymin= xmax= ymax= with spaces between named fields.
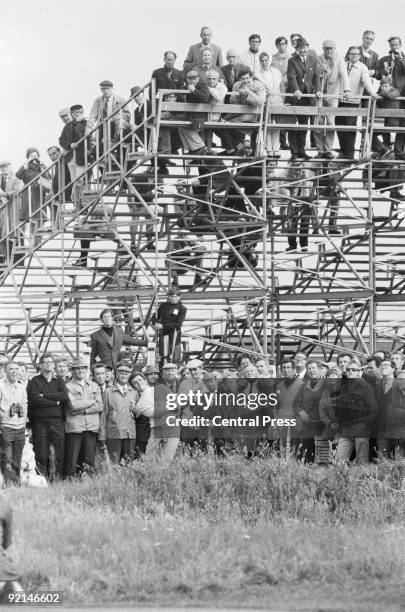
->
xmin=5 ymin=451 xmax=405 ymax=610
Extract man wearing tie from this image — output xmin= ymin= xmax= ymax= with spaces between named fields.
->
xmin=336 ymin=46 xmax=377 ymax=159
xmin=221 ymin=49 xmax=245 ymax=92
xmin=86 ymin=80 xmax=125 ymax=151
xmin=286 ymin=37 xmax=321 ymax=160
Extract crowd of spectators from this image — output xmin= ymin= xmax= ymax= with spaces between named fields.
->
xmin=0 ymin=322 xmax=405 ymax=485
xmin=0 ymin=26 xmax=405 ymax=265
xmin=0 ymin=26 xmax=404 ymax=269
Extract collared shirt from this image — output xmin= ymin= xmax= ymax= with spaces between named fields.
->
xmin=345 ymin=61 xmax=374 ymax=103
xmin=0 ymin=379 xmax=27 ymax=429
xmin=65 ymin=378 xmax=103 ymax=434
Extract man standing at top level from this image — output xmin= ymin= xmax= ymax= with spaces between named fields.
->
xmin=335 ymin=46 xmax=377 ymax=159
xmin=151 ymin=51 xmax=184 ymax=93
xmin=379 ymin=37 xmax=405 ymax=155
xmin=86 ymin=80 xmax=125 ymax=146
xmin=286 ymin=37 xmax=321 ymax=160
xmin=183 ymin=27 xmax=223 ymax=74
xmin=239 ymin=34 xmax=262 ymax=77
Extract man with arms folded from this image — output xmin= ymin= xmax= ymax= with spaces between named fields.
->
xmin=65 ymin=357 xmax=103 ymax=477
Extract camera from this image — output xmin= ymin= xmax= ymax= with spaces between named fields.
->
xmin=28 ymin=158 xmax=41 ymax=171
xmin=9 ymin=403 xmax=23 ymax=418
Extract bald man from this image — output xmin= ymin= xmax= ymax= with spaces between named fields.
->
xmin=221 ymin=50 xmax=245 ymax=91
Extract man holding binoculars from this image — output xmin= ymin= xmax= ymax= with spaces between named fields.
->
xmin=0 ymin=362 xmax=27 ymax=485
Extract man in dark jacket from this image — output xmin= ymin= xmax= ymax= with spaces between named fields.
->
xmin=330 ymin=362 xmax=378 ymax=464
xmin=59 ymin=105 xmax=88 ymax=209
xmin=151 ymin=288 xmax=187 ymax=366
xmin=377 ymin=370 xmax=405 ymax=459
xmin=151 ymin=51 xmax=184 ymax=92
xmin=378 ymin=36 xmax=405 ymax=154
xmin=286 ymin=37 xmax=321 ymax=160
xmin=27 ymin=353 xmax=69 ymax=479
xmin=178 ymin=70 xmax=211 ymax=155
xmin=90 ymin=308 xmax=148 ymax=370
xmin=293 ymin=361 xmax=325 ymax=462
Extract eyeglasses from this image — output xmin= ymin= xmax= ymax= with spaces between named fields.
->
xmin=346 ymin=368 xmax=360 ymax=372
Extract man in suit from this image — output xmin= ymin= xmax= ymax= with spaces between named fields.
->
xmin=379 ymin=37 xmax=405 ymax=154
xmin=286 ymin=37 xmax=321 ymax=160
xmin=183 ymin=26 xmax=223 ymax=74
xmin=221 ymin=49 xmax=245 ymax=92
xmin=90 ymin=308 xmax=148 ymax=370
xmin=151 ymin=51 xmax=184 ymax=93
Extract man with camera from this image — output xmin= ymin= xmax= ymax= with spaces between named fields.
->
xmin=0 ymin=362 xmax=27 ymax=485
xmin=379 ymin=37 xmax=405 ymax=155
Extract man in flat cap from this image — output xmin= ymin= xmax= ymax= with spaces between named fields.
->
xmin=86 ymin=80 xmax=125 ymax=151
xmin=151 ymin=288 xmax=187 ymax=366
xmin=100 ymin=361 xmax=137 ymax=463
xmin=143 ymin=364 xmax=159 ymax=387
xmin=286 ymin=37 xmax=322 ymax=160
xmin=65 ymin=357 xmax=103 ymax=477
xmin=183 ymin=26 xmax=223 ymax=74
xmin=90 ymin=308 xmax=148 ymax=371
xmin=314 ymin=41 xmax=350 ymax=159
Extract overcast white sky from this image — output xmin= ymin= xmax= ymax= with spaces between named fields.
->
xmin=1 ymin=0 xmax=404 ymax=169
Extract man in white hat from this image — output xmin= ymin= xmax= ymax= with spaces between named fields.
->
xmin=65 ymin=357 xmax=103 ymax=477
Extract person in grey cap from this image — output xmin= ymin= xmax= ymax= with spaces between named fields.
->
xmin=143 ymin=364 xmax=159 ymax=387
xmin=100 ymin=361 xmax=137 ymax=463
xmin=65 ymin=357 xmax=103 ymax=477
xmin=86 ymin=80 xmax=125 ymax=149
